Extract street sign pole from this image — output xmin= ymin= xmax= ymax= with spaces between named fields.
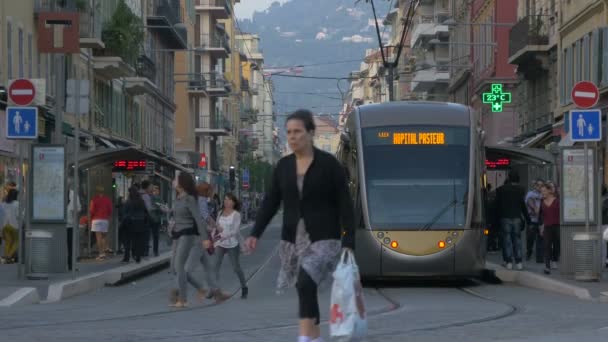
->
xmin=584 ymin=142 xmax=590 ymax=233
xmin=72 ymin=64 xmax=81 ymax=279
xmin=17 ymin=142 xmax=24 ymax=279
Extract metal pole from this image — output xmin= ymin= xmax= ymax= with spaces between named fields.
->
xmin=54 ymin=54 xmax=64 ymax=144
xmin=387 ymin=65 xmax=394 ymax=102
xmin=17 ymin=142 xmax=24 ymax=279
xmin=584 ymin=142 xmax=590 ymax=233
xmin=72 ymin=58 xmax=80 ymax=278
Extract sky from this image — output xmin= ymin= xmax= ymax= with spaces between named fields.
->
xmin=234 ymin=0 xmax=290 ymax=20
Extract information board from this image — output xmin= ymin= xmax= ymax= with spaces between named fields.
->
xmin=561 ymin=148 xmax=596 ymax=224
xmin=31 ymin=145 xmax=65 ymax=222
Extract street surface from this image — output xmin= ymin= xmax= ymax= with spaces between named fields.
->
xmin=1 ymin=220 xmax=607 ymax=342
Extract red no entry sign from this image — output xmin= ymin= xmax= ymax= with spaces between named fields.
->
xmin=571 ymin=81 xmax=599 ymax=109
xmin=8 ymin=79 xmax=36 ymax=106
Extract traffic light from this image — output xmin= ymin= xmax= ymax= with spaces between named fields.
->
xmin=229 ymin=166 xmax=236 ymax=190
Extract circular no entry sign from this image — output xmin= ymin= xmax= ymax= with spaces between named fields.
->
xmin=8 ymin=79 xmax=36 ymax=106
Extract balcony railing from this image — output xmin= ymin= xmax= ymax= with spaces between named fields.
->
xmin=148 ymin=0 xmax=187 ymax=49
xmin=136 ymin=54 xmax=156 ymax=81
xmin=203 ymin=72 xmax=229 ymax=90
xmin=509 ymin=15 xmax=550 ymax=58
xmin=197 ymin=33 xmax=230 ymax=51
xmin=151 ymin=0 xmax=182 ymax=27
xmin=197 ymin=113 xmax=231 ymax=131
xmin=241 ymin=78 xmax=250 ymax=91
xmin=188 ymin=73 xmax=207 ymax=91
xmin=195 ymin=0 xmax=231 ymax=11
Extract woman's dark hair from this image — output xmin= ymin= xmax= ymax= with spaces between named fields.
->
xmin=286 ymin=109 xmax=316 ymax=132
xmin=4 ymin=189 xmax=18 ymax=203
xmin=178 ymin=172 xmax=198 ymax=198
xmin=223 ymin=192 xmax=241 ymax=212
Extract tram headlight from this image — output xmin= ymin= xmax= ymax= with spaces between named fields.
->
xmin=390 ymin=241 xmax=398 ymax=248
xmin=484 ymin=229 xmax=489 ymax=236
xmin=438 ymin=241 xmax=446 ymax=248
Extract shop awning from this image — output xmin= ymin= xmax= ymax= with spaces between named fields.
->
xmin=70 ymin=147 xmax=193 ymax=173
xmin=485 ymin=145 xmax=555 ymax=164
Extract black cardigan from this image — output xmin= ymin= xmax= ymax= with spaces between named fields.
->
xmin=250 ymin=147 xmax=356 ymax=249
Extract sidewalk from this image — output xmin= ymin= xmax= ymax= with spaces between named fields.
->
xmin=486 ymin=251 xmax=608 ymax=301
xmin=0 ymin=222 xmax=256 ymax=308
xmin=0 ymin=237 xmax=173 ymax=307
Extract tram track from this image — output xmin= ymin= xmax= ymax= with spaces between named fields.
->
xmin=0 ymin=244 xmax=280 ymax=332
xmin=145 ymin=279 xmax=520 ymax=341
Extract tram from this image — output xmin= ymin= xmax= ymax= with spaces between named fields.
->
xmin=336 ymin=102 xmax=487 ymax=279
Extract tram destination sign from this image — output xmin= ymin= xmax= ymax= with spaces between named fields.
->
xmin=364 ymin=126 xmax=469 ymax=146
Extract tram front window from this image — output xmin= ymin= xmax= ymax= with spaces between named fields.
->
xmin=362 ymin=126 xmax=470 ymax=230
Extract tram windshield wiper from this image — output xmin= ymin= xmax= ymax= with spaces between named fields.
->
xmin=419 ymin=199 xmax=459 ymax=231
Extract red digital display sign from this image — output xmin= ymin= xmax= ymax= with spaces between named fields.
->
xmin=113 ymin=160 xmax=147 ymax=172
xmin=485 ymin=158 xmax=510 ymax=169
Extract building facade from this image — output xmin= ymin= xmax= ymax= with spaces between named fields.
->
xmin=470 ymin=0 xmax=518 ymax=145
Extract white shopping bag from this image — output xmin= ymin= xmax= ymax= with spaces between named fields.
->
xmin=603 ymin=225 xmax=608 ymax=241
xmin=330 ymin=249 xmax=368 ymax=341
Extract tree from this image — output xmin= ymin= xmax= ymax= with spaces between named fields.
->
xmin=101 ymin=0 xmax=144 ymax=66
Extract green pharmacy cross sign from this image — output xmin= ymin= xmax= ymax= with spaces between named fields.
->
xmin=482 ymin=84 xmax=512 ymax=112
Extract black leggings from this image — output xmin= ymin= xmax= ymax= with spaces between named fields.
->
xmin=296 ymin=268 xmax=320 ymax=325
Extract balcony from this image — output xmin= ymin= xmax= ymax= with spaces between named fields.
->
xmin=92 ymin=49 xmax=135 ymax=81
xmin=412 ymin=68 xmax=450 ymax=92
xmin=203 ymin=72 xmax=231 ymax=97
xmin=196 ymin=33 xmax=230 ymax=58
xmin=187 ymin=73 xmax=208 ymax=96
xmin=241 ymin=78 xmax=250 ymax=92
xmin=240 ymin=107 xmax=258 ymax=123
xmin=34 ymin=0 xmax=105 ymax=49
xmin=195 ymin=113 xmax=231 ymax=136
xmin=124 ymin=56 xmax=158 ymax=95
xmin=508 ymin=15 xmax=551 ymax=66
xmin=411 ymin=16 xmax=448 ymax=47
xmin=195 ymin=0 xmax=231 ymax=19
xmin=147 ymin=0 xmax=187 ymax=50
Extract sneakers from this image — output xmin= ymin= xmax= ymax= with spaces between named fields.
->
xmin=550 ymin=261 xmax=558 ymax=270
xmin=516 ymin=263 xmax=523 ymax=270
xmin=506 ymin=263 xmax=513 ymax=270
xmin=544 ymin=268 xmax=551 ymax=275
xmin=241 ymin=286 xmax=248 ymax=299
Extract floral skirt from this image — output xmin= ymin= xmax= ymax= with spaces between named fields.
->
xmin=276 ymin=220 xmax=341 ymax=291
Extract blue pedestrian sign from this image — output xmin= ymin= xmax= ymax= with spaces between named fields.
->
xmin=570 ymin=109 xmax=601 ymax=142
xmin=6 ymin=107 xmax=38 ymax=139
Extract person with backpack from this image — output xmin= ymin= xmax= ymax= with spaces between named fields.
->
xmin=122 ymin=187 xmax=150 ymax=263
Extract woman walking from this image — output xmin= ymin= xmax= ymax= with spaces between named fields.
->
xmin=540 ymin=183 xmax=560 ymax=274
xmin=122 ymin=187 xmax=149 ymax=263
xmin=168 ymin=173 xmax=229 ymax=307
xmin=196 ymin=182 xmax=230 ymax=301
xmin=245 ymin=109 xmax=355 ymax=342
xmin=215 ymin=193 xmax=248 ymax=299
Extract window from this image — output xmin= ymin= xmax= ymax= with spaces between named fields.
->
xmin=7 ymin=22 xmax=12 ymax=79
xmin=593 ymin=29 xmax=600 ymax=85
xmin=560 ymin=49 xmax=566 ymax=104
xmin=28 ymin=33 xmax=33 ymax=78
xmin=18 ymin=28 xmax=23 ymax=78
xmin=583 ymin=34 xmax=590 ymax=81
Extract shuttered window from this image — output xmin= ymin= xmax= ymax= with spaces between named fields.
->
xmin=583 ymin=34 xmax=590 ymax=81
xmin=592 ymin=29 xmax=600 ymax=85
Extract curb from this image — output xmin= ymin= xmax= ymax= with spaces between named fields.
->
xmin=487 ymin=262 xmax=593 ymax=300
xmin=46 ymin=252 xmax=171 ymax=303
xmin=0 ymin=287 xmax=40 ymax=307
